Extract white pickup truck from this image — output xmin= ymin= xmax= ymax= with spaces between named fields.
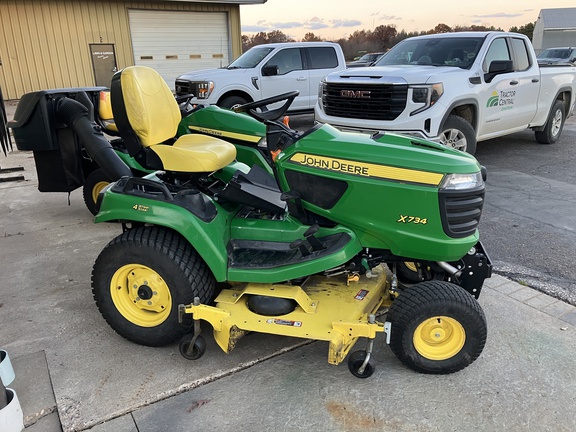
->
xmin=175 ymin=42 xmax=346 ymax=113
xmin=315 ymin=32 xmax=576 ymax=154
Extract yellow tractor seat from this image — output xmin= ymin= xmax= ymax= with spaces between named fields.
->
xmin=97 ymin=90 xmax=118 ymax=133
xmin=150 ymin=133 xmax=237 ymax=172
xmin=110 ymin=66 xmax=236 ymax=173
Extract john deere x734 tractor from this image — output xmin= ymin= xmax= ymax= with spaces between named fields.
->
xmin=12 ymin=66 xmax=491 ymax=378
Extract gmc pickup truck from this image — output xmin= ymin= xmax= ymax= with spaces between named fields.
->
xmin=315 ymin=32 xmax=576 ymax=154
xmin=175 ymin=42 xmax=346 ymax=113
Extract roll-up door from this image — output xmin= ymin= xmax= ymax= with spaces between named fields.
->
xmin=129 ymin=10 xmax=229 ymax=90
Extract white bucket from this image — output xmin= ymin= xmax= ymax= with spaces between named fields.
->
xmin=0 ymin=350 xmax=15 ymax=386
xmin=0 ymin=388 xmax=24 ymax=432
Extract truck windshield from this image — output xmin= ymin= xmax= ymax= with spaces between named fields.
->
xmin=375 ymin=37 xmax=484 ymax=69
xmin=227 ymin=47 xmax=275 ymax=69
xmin=537 ymin=48 xmax=571 ymax=59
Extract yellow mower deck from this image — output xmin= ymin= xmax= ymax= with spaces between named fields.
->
xmin=179 ymin=266 xmax=392 ymax=365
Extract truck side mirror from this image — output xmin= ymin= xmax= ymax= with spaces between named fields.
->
xmin=484 ymin=60 xmax=513 ymax=83
xmin=262 ymin=65 xmax=279 ymax=76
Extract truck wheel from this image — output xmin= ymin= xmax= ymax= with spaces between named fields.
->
xmin=439 ymin=115 xmax=477 ymax=155
xmin=386 ymin=280 xmax=487 ymax=374
xmin=83 ymin=169 xmax=111 ymax=215
xmin=92 ymin=226 xmax=215 ymax=347
xmin=535 ymin=100 xmax=565 ymax=144
xmin=219 ymin=96 xmax=248 ymax=109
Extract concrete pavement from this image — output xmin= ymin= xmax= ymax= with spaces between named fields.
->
xmin=1 ymin=100 xmax=576 ymax=431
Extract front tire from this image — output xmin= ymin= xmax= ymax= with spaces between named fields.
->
xmin=439 ymin=115 xmax=477 ymax=155
xmin=92 ymin=226 xmax=215 ymax=346
xmin=535 ymin=100 xmax=565 ymax=144
xmin=219 ymin=95 xmax=249 ymax=110
xmin=387 ymin=281 xmax=487 ymax=374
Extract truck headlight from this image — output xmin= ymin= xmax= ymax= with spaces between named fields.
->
xmin=440 ymin=172 xmax=483 ymax=190
xmin=196 ymin=81 xmax=214 ymax=99
xmin=410 ymin=83 xmax=443 ymax=115
xmin=318 ymin=81 xmax=326 ymax=101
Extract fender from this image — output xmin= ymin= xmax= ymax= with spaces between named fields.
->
xmin=114 ymin=150 xmax=149 ymax=173
xmin=95 ymin=185 xmax=232 ymax=281
xmin=437 ymin=98 xmax=479 ymax=135
xmin=531 ymin=86 xmax=574 ymax=131
xmin=215 ymin=82 xmax=259 ymax=105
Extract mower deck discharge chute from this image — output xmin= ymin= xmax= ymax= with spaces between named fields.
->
xmin=12 ymin=66 xmax=492 ymax=378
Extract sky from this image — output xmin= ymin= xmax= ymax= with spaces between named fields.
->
xmin=240 ymin=0 xmax=576 ymax=40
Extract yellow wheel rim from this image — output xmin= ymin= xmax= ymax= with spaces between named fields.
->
xmin=91 ymin=181 xmax=110 ymax=205
xmin=413 ymin=316 xmax=465 ymax=360
xmin=404 ymin=262 xmax=418 ymax=272
xmin=110 ymin=264 xmax=172 ymax=327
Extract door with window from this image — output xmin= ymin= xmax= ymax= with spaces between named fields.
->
xmin=260 ymin=48 xmax=310 ymax=110
xmin=90 ymin=44 xmax=117 ymax=87
xmin=478 ymin=37 xmax=539 ymax=138
xmin=305 ymin=46 xmax=341 ymax=108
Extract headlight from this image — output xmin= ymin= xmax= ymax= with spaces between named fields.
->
xmin=410 ymin=83 xmax=443 ymax=115
xmin=318 ymin=81 xmax=326 ymax=101
xmin=440 ymin=172 xmax=483 ymax=190
xmin=196 ymin=81 xmax=214 ymax=99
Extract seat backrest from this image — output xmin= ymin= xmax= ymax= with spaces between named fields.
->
xmin=111 ymin=66 xmax=180 ymax=155
xmin=98 ymin=90 xmax=114 ymax=121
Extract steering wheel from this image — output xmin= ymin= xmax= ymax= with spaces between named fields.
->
xmin=233 ymin=91 xmax=299 ymax=122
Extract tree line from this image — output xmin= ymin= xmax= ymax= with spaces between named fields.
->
xmin=242 ymin=22 xmax=536 ymax=60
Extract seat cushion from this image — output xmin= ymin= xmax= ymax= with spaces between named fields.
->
xmin=148 ymin=134 xmax=237 ymax=172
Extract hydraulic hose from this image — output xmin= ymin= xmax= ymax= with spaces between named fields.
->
xmin=55 ymin=97 xmax=132 ymax=181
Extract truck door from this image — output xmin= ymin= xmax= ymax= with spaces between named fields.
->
xmin=478 ymin=37 xmax=539 ymax=138
xmin=260 ymin=48 xmax=309 ymax=111
xmin=304 ymin=46 xmax=342 ymax=109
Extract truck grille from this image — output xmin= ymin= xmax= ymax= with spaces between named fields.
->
xmin=322 ymin=83 xmax=408 ymax=121
xmin=439 ymin=187 xmax=485 ymax=238
xmin=175 ymin=80 xmax=192 ymax=96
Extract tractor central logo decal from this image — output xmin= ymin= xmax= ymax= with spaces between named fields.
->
xmin=290 ymin=153 xmax=444 ymax=186
xmin=487 ymin=90 xmax=516 ymax=110
xmin=354 ymin=289 xmax=369 ymax=300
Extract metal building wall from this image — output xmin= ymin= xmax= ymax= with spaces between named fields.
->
xmin=0 ymin=1 xmax=241 ymax=99
xmin=541 ymin=30 xmax=576 ymax=51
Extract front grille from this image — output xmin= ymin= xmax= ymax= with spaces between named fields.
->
xmin=322 ymin=82 xmax=408 ymax=121
xmin=175 ymin=80 xmax=192 ymax=96
xmin=439 ymin=187 xmax=485 ymax=238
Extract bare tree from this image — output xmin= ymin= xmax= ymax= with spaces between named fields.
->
xmin=302 ymin=32 xmax=323 ymax=42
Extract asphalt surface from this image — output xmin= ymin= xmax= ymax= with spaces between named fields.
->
xmin=1 ymin=101 xmax=576 ymax=431
xmin=475 ymin=118 xmax=576 ymax=305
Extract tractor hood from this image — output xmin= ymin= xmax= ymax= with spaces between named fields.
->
xmin=177 ymin=67 xmax=251 ymax=83
xmin=281 ymin=123 xmax=481 ymax=178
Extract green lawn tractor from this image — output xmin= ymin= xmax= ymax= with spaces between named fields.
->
xmin=13 ymin=66 xmax=492 ymax=378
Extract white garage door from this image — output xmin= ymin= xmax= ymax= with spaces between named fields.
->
xmin=129 ymin=9 xmax=230 ymax=90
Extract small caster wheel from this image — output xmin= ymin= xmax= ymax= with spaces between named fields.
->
xmin=179 ymin=334 xmax=206 ymax=360
xmin=347 ymin=350 xmax=375 ymax=378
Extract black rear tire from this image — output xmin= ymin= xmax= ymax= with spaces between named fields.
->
xmin=92 ymin=226 xmax=215 ymax=346
xmin=387 ymin=281 xmax=487 ymax=374
xmin=83 ymin=169 xmax=111 ymax=215
xmin=535 ymin=100 xmax=565 ymax=144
